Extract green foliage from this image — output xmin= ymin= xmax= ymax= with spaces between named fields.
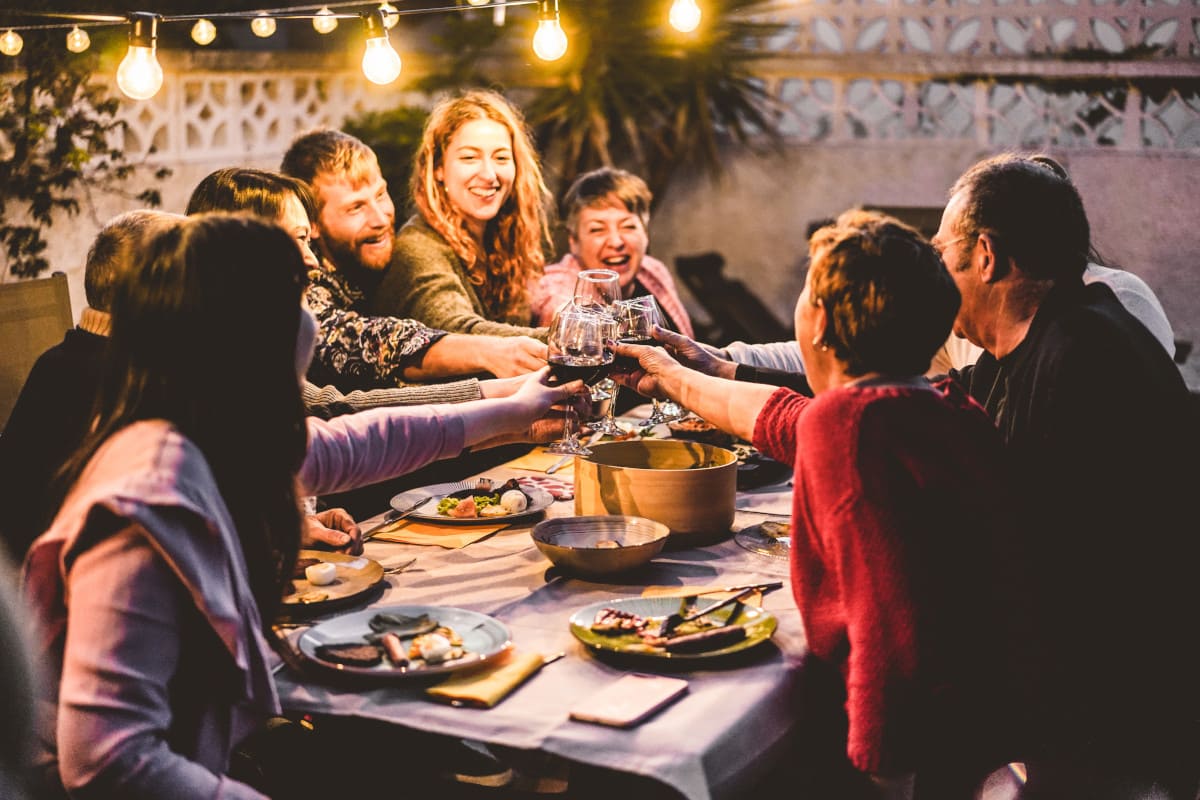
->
xmin=0 ymin=29 xmax=168 ymax=279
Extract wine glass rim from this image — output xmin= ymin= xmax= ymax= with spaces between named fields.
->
xmin=578 ymin=268 xmax=620 ymax=280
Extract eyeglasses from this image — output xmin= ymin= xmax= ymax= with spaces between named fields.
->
xmin=931 ymin=233 xmax=975 ymax=260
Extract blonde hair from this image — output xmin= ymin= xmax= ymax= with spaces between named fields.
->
xmin=411 ymin=89 xmax=551 ymax=320
xmin=280 ymin=128 xmax=381 ymax=210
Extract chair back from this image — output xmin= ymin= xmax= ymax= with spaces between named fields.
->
xmin=0 ymin=273 xmax=73 ymax=432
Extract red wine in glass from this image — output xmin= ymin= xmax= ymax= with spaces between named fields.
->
xmin=612 ymin=336 xmax=655 ymax=373
xmin=549 ymin=353 xmax=614 ymax=385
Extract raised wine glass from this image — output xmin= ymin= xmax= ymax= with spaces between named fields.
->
xmin=545 ymin=305 xmax=614 ymax=456
xmin=613 ymin=295 xmax=682 ymax=428
xmin=572 ymin=269 xmax=627 ymax=435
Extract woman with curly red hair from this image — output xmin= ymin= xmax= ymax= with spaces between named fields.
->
xmin=371 ymin=89 xmax=551 ymax=338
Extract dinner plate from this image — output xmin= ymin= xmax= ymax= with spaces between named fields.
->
xmin=569 ymin=596 xmax=777 ymax=661
xmin=297 ymin=604 xmax=512 ymax=679
xmin=281 ymin=549 xmax=385 ymax=610
xmin=389 ymin=479 xmax=555 ymax=525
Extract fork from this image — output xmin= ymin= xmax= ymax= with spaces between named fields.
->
xmin=382 ymin=557 xmax=417 ymax=575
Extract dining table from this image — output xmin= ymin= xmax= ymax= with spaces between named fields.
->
xmin=273 ymin=408 xmax=804 ymax=800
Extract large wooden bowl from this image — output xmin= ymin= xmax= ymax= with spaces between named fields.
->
xmin=574 ymin=439 xmax=738 ymax=546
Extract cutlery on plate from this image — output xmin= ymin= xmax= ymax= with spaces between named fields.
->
xmin=682 ymin=580 xmax=784 ymax=600
xmin=360 ymin=496 xmax=430 ymax=542
xmin=659 ymin=583 xmax=783 ymax=637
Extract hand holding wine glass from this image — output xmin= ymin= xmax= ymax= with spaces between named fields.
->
xmin=613 ymin=295 xmax=685 ymax=427
xmin=545 ymin=306 xmax=614 ymax=455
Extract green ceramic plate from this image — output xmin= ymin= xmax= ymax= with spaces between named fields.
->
xmin=569 ymin=596 xmax=777 ymax=661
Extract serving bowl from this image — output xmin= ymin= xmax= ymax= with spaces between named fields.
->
xmin=574 ymin=439 xmax=738 ymax=546
xmin=531 ymin=515 xmax=670 ymax=578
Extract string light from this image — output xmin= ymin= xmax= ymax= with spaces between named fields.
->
xmin=66 ymin=26 xmax=91 ymax=53
xmin=250 ymin=14 xmax=276 ymax=38
xmin=669 ymin=0 xmax=702 ymax=33
xmin=0 ymin=30 xmax=23 ymax=57
xmin=116 ymin=13 xmax=163 ymax=100
xmin=360 ymin=9 xmax=401 ymax=85
xmin=379 ymin=2 xmax=399 ymax=30
xmin=467 ymin=0 xmax=491 ymax=6
xmin=312 ymin=8 xmax=338 ymax=34
xmin=191 ymin=18 xmax=217 ymax=46
xmin=532 ymin=0 xmax=567 ymax=61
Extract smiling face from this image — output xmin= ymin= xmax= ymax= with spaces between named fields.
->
xmin=311 ymin=165 xmax=395 ymax=272
xmin=277 ymin=193 xmax=320 ymax=271
xmin=435 ymin=118 xmax=515 ymax=241
xmin=570 ymin=196 xmax=649 ymax=291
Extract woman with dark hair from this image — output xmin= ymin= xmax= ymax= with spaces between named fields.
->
xmin=371 ymin=89 xmax=551 ymax=337
xmin=613 ymin=210 xmax=1023 ymax=796
xmin=21 ymin=214 xmax=576 ymax=798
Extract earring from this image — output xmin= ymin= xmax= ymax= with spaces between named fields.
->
xmin=811 ymin=335 xmax=828 ymax=352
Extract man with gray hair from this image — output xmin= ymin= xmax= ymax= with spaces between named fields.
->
xmin=932 ymin=153 xmax=1198 ymax=799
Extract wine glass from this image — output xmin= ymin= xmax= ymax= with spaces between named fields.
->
xmin=613 ymin=295 xmax=682 ymax=427
xmin=573 ymin=269 xmax=627 ymax=435
xmin=545 ymin=306 xmax=614 ymax=456
xmin=573 ymin=268 xmax=622 ymax=312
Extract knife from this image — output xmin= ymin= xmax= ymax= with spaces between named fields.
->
xmin=360 ymin=495 xmax=432 ymax=542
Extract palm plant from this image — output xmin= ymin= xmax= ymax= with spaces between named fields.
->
xmin=524 ymin=0 xmax=786 ymax=202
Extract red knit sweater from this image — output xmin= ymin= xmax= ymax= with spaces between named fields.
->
xmin=752 ymin=380 xmax=1016 ymax=775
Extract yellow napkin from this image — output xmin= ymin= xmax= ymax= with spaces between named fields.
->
xmin=642 ymin=585 xmax=765 ymax=607
xmin=426 ymin=649 xmax=545 ymax=708
xmin=369 ymin=519 xmax=508 ymax=549
xmin=500 ymin=447 xmax=575 ymax=476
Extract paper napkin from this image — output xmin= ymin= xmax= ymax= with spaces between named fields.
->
xmin=368 ymin=519 xmax=508 ymax=549
xmin=500 ymin=447 xmax=575 ymax=476
xmin=642 ymin=585 xmax=765 ymax=607
xmin=426 ymin=649 xmax=546 ymax=708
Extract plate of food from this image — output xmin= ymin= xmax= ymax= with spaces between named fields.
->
xmin=569 ymin=596 xmax=777 ymax=661
xmin=281 ymin=549 xmax=385 ymax=610
xmin=389 ymin=477 xmax=555 ymax=525
xmin=297 ymin=604 xmax=512 ymax=678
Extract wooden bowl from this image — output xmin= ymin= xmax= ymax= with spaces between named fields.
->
xmin=531 ymin=515 xmax=669 ymax=577
xmin=574 ymin=439 xmax=738 ymax=546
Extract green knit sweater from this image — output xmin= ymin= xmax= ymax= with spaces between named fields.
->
xmin=371 ymin=215 xmax=547 ymax=340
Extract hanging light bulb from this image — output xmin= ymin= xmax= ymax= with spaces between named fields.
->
xmin=66 ymin=26 xmax=91 ymax=53
xmin=191 ymin=18 xmax=217 ymax=46
xmin=669 ymin=0 xmax=702 ymax=33
xmin=467 ymin=0 xmax=490 ymax=6
xmin=360 ymin=9 xmax=402 ymax=85
xmin=493 ymin=3 xmax=506 ymax=26
xmin=379 ymin=2 xmax=399 ymax=30
xmin=116 ymin=13 xmax=163 ymax=100
xmin=0 ymin=30 xmax=23 ymax=57
xmin=250 ymin=14 xmax=277 ymax=38
xmin=312 ymin=8 xmax=338 ymax=34
xmin=532 ymin=0 xmax=567 ymax=61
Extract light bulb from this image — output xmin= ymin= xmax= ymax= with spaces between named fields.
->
xmin=117 ymin=46 xmax=163 ymax=100
xmin=0 ymin=30 xmax=22 ymax=57
xmin=313 ymin=8 xmax=338 ymax=34
xmin=362 ymin=37 xmax=402 ymax=84
xmin=251 ymin=15 xmax=276 ymax=38
xmin=493 ymin=4 xmax=506 ymax=25
xmin=360 ymin=10 xmax=401 ymax=85
xmin=379 ymin=3 xmax=399 ymax=29
xmin=66 ymin=26 xmax=90 ymax=53
xmin=116 ymin=14 xmax=163 ymax=100
xmin=467 ymin=0 xmax=490 ymax=6
xmin=532 ymin=18 xmax=568 ymax=61
xmin=669 ymin=0 xmax=702 ymax=33
xmin=191 ymin=19 xmax=216 ymax=46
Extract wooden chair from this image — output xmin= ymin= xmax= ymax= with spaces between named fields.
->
xmin=0 ymin=273 xmax=73 ymax=432
xmin=674 ymin=251 xmax=793 ymax=345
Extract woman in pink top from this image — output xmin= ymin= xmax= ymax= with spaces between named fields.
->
xmin=21 ymin=214 xmax=576 ymax=799
xmin=531 ymin=168 xmax=694 ymax=338
xmin=613 ymin=210 xmax=1023 ymax=797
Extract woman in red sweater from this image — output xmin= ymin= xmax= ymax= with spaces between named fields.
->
xmin=613 ymin=210 xmax=1024 ymax=797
